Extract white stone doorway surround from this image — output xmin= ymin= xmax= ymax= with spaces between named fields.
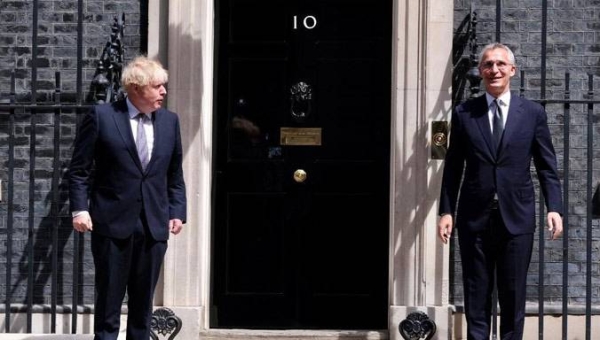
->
xmin=149 ymin=1 xmax=454 ymax=339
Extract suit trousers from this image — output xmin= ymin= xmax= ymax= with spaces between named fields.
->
xmin=91 ymin=213 xmax=168 ymax=340
xmin=458 ymin=206 xmax=534 ymax=340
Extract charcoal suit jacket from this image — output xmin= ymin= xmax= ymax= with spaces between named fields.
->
xmin=68 ymin=99 xmax=186 ymax=241
xmin=439 ymin=94 xmax=562 ymax=234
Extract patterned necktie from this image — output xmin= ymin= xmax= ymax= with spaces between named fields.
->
xmin=492 ymin=99 xmax=504 ymax=150
xmin=136 ymin=113 xmax=149 ymax=170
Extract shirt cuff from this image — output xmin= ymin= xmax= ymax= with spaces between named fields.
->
xmin=72 ymin=210 xmax=90 ymax=218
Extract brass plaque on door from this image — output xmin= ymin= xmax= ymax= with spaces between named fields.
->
xmin=280 ymin=127 xmax=322 ymax=146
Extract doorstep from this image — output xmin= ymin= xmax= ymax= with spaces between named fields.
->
xmin=199 ymin=329 xmax=389 ymax=340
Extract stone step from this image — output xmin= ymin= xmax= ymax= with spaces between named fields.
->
xmin=200 ymin=329 xmax=389 ymax=340
xmin=0 ymin=329 xmax=389 ymax=340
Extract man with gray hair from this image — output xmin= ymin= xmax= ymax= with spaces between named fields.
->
xmin=438 ymin=43 xmax=563 ymax=339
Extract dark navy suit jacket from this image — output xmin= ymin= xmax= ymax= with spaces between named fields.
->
xmin=439 ymin=94 xmax=562 ymax=235
xmin=69 ymin=99 xmax=186 ymax=241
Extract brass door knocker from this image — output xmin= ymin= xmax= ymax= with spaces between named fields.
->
xmin=290 ymin=81 xmax=312 ymax=122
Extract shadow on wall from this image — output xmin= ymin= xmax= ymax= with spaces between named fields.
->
xmin=5 ymin=160 xmax=92 ymax=333
xmin=391 ymin=21 xmax=454 ymax=306
xmin=392 ymin=9 xmax=480 ymax=308
xmin=165 ymin=22 xmax=205 ymax=161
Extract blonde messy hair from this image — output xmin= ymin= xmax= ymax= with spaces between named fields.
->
xmin=121 ymin=56 xmax=168 ymax=93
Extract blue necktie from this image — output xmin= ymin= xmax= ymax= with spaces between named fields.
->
xmin=136 ymin=113 xmax=149 ymax=170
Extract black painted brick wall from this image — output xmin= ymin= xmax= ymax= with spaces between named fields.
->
xmin=0 ymin=0 xmax=145 ymax=307
xmin=453 ymin=0 xmax=600 ymax=311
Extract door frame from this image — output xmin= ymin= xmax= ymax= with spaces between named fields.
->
xmin=153 ymin=0 xmax=454 ymax=337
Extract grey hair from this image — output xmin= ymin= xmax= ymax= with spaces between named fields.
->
xmin=478 ymin=43 xmax=516 ymax=67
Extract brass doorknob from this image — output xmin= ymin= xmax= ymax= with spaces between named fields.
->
xmin=293 ymin=169 xmax=307 ymax=183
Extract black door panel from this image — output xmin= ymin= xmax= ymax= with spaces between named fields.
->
xmin=213 ymin=0 xmax=391 ymax=329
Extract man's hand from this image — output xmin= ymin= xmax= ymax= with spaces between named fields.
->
xmin=438 ymin=214 xmax=453 ymax=244
xmin=547 ymin=211 xmax=563 ymax=240
xmin=169 ymin=218 xmax=184 ymax=235
xmin=72 ymin=212 xmax=93 ymax=233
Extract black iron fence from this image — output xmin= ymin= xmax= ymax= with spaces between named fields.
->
xmin=528 ymin=72 xmax=600 ymax=340
xmin=0 ymin=71 xmax=93 ymax=334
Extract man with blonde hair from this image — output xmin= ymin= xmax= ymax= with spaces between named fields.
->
xmin=69 ymin=56 xmax=186 ymax=340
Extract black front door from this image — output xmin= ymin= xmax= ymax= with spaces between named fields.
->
xmin=212 ymin=0 xmax=392 ymax=329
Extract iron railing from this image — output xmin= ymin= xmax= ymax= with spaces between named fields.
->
xmin=526 ymin=72 xmax=600 ymax=340
xmin=0 ymin=0 xmax=127 ymax=334
xmin=1 ymin=71 xmax=93 ymax=334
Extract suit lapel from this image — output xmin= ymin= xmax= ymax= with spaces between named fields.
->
xmin=497 ymin=95 xmax=524 ymax=159
xmin=145 ymin=109 xmax=163 ymax=172
xmin=111 ymin=100 xmax=145 ymax=172
xmin=473 ymin=96 xmax=496 ymax=159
